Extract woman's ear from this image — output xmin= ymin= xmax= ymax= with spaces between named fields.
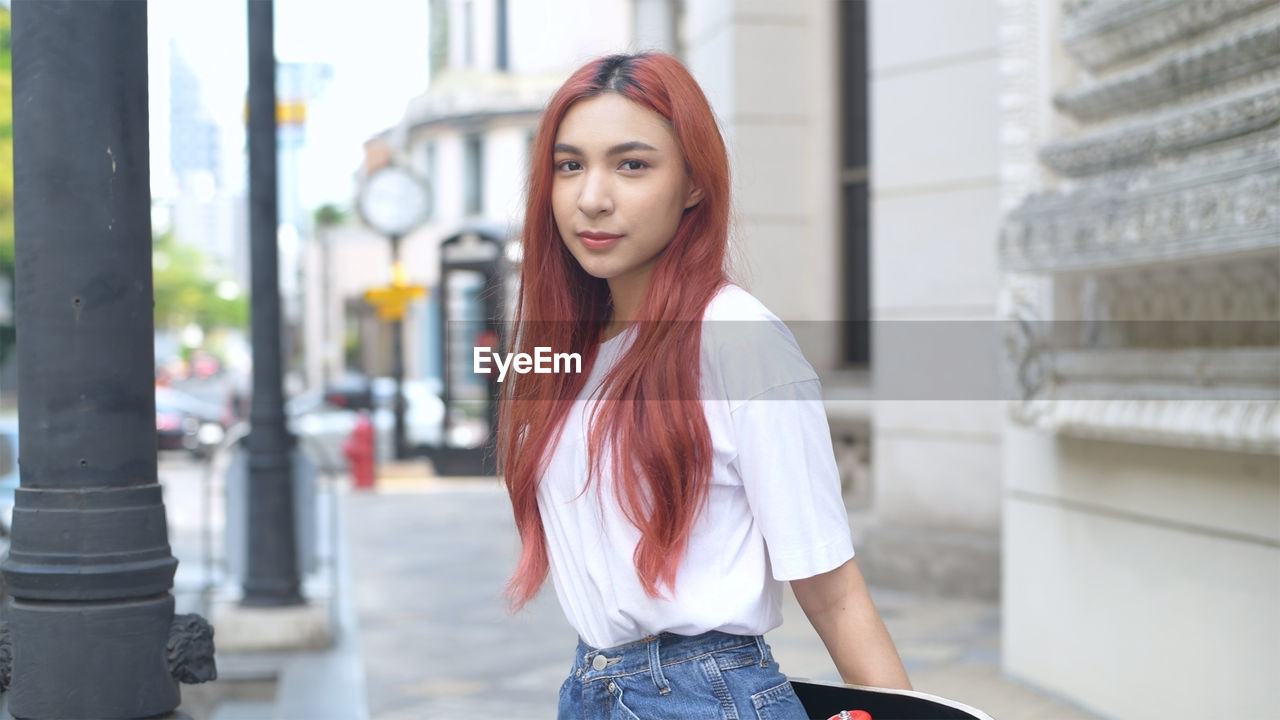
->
xmin=684 ymin=185 xmax=704 ymax=209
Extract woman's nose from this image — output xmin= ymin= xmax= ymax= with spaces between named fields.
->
xmin=577 ymin=171 xmax=613 ymax=216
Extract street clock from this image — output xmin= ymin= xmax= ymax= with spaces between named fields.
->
xmin=358 ymin=165 xmax=431 ymax=237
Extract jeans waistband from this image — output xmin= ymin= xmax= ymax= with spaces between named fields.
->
xmin=572 ymin=631 xmax=771 ymax=691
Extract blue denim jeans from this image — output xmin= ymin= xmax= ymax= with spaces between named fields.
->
xmin=557 ymin=631 xmax=809 ymax=719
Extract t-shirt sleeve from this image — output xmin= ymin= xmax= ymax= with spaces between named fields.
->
xmin=730 ymin=378 xmax=856 ymax=582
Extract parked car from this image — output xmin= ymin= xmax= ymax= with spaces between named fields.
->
xmin=317 ymin=374 xmax=376 ymax=412
xmin=156 ymin=386 xmax=226 ymax=458
xmin=289 ymin=377 xmax=485 ymax=473
xmin=290 ymin=378 xmax=441 ymax=465
xmin=286 ymin=389 xmax=357 ymax=473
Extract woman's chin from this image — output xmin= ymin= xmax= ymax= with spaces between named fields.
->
xmin=575 ymin=261 xmax=621 ymax=281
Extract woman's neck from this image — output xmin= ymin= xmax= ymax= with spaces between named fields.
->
xmin=602 ymin=269 xmax=652 ymax=341
xmin=600 ymin=318 xmax=630 ymax=344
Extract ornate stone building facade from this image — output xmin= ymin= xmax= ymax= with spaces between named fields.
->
xmin=997 ymin=0 xmax=1279 ymax=716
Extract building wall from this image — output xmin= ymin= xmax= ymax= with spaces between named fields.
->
xmin=680 ymin=0 xmax=1005 ymax=598
xmin=303 ymin=222 xmax=391 ymax=388
xmin=508 ymin=0 xmax=631 ymax=71
xmin=1004 ymin=427 xmax=1280 ymax=718
xmin=680 ymin=0 xmax=866 ymax=523
xmin=996 ymin=0 xmax=1280 ymax=715
xmin=683 ymin=0 xmax=841 ymax=333
xmin=434 ymin=134 xmax=467 ymax=228
xmin=483 ymin=123 xmax=530 ymax=224
xmin=443 ymin=0 xmax=632 ymax=74
xmin=864 ymin=0 xmax=1004 ymax=597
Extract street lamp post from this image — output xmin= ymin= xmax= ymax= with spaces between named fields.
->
xmin=390 ymin=233 xmax=408 ymax=459
xmin=0 ymin=2 xmax=215 ymax=715
xmin=242 ymin=0 xmax=303 ymax=607
xmin=357 ymin=165 xmax=430 ymax=461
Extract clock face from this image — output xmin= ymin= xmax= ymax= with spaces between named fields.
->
xmin=359 ymin=166 xmax=430 ymax=236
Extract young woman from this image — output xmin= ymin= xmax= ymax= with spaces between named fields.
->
xmin=499 ymin=52 xmax=911 ymax=719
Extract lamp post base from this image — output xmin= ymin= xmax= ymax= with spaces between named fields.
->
xmin=6 ymin=596 xmax=181 ymax=719
xmin=212 ymin=602 xmax=332 ymax=653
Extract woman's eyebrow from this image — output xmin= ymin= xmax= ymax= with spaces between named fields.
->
xmin=553 ymin=141 xmax=660 ymax=156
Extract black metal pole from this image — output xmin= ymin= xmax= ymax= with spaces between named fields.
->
xmin=243 ymin=0 xmax=303 ymax=607
xmin=0 ymin=1 xmax=213 ymax=715
xmin=391 ymin=233 xmax=408 ymax=460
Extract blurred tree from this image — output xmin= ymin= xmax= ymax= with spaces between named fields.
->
xmin=0 ymin=9 xmax=14 ymax=368
xmin=313 ymin=202 xmax=346 ymax=228
xmin=152 ymin=229 xmax=248 ymax=331
xmin=314 ymin=202 xmax=351 ymax=378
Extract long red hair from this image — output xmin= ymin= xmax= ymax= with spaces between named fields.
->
xmin=499 ymin=53 xmax=731 ymax=609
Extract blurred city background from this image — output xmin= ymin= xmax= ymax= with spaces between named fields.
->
xmin=0 ymin=0 xmax=1276 ymax=718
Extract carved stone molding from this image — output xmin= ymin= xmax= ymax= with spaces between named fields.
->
xmin=1062 ymin=0 xmax=1278 ymax=72
xmin=1052 ymin=347 xmax=1280 ymax=394
xmin=1001 ymin=138 xmax=1280 ymax=272
xmin=1003 ymin=298 xmax=1055 ymax=402
xmin=1087 ymin=258 xmax=1280 ymax=346
xmin=1010 ymin=398 xmax=1280 ymax=453
xmin=1061 ymin=0 xmax=1103 ymax=19
xmin=1041 ymin=83 xmax=1280 ymax=176
xmin=1002 ymin=320 xmax=1278 ymax=404
xmin=1054 ymin=18 xmax=1280 ymax=122
xmin=404 ymin=68 xmax=564 ymax=131
xmin=998 ymin=0 xmax=1052 ymax=210
xmin=1001 ymin=262 xmax=1279 ymax=453
xmin=1002 ymin=1 xmax=1280 ymax=456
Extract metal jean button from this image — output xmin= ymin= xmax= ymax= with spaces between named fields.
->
xmin=592 ymin=654 xmax=608 ymax=671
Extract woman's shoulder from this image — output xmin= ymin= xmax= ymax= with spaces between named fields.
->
xmin=702 ymin=283 xmax=779 ymax=323
xmin=699 ymin=284 xmax=818 ymax=401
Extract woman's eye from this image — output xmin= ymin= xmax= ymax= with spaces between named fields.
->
xmin=556 ymin=160 xmax=581 ymax=172
xmin=620 ymin=159 xmax=647 ymax=171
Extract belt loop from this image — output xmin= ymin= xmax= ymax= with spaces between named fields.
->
xmin=754 ymin=636 xmax=770 ymax=667
xmin=648 ymin=636 xmax=671 ymax=695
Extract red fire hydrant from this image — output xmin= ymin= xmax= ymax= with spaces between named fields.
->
xmin=344 ymin=410 xmax=376 ymax=490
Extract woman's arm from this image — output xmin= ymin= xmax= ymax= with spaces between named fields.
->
xmin=790 ymin=557 xmax=913 ymax=690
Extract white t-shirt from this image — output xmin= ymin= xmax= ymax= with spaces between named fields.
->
xmin=536 ymin=284 xmax=854 ymax=650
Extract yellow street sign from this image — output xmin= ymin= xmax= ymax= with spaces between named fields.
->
xmin=364 ymin=284 xmax=426 ymax=321
xmin=364 ymin=263 xmax=427 ymax=320
xmin=276 ymin=100 xmax=307 ymax=126
xmin=242 ymin=100 xmax=309 ymax=127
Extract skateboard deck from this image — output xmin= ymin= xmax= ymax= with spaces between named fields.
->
xmin=790 ymin=678 xmax=995 ymax=720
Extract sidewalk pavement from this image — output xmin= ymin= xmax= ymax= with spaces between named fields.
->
xmin=346 ymin=473 xmax=1104 ymax=720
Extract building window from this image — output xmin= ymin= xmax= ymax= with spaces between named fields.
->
xmin=465 ymin=134 xmax=484 ymax=216
xmin=495 ymin=0 xmax=509 ymax=71
xmin=429 ymin=0 xmax=449 ymax=81
xmin=839 ymin=0 xmax=870 ymax=366
xmin=424 ymin=141 xmax=438 ymax=221
xmin=463 ymin=0 xmax=474 ymax=68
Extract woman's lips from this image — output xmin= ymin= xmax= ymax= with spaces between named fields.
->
xmin=578 ymin=232 xmax=622 ymax=250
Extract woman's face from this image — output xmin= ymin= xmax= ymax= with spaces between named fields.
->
xmin=552 ymin=93 xmax=702 ymax=296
